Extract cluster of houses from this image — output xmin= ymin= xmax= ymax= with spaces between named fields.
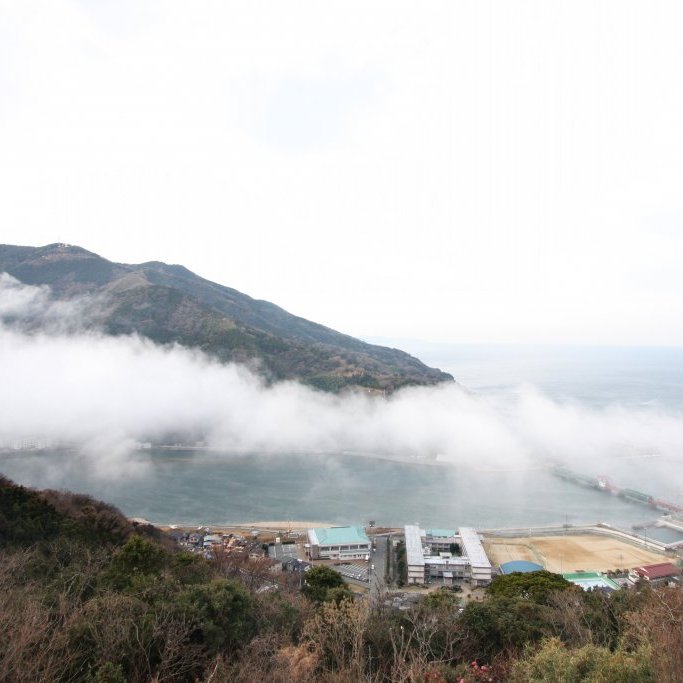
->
xmin=500 ymin=559 xmax=682 ymax=593
xmin=169 ymin=528 xmax=314 ymax=577
xmin=171 ymin=529 xmax=257 ymax=558
xmin=268 ymin=537 xmax=312 ymax=574
xmin=628 ymin=561 xmax=682 ymax=587
xmin=561 ymin=562 xmax=682 ymax=593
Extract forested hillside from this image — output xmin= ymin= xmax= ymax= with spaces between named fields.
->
xmin=0 ymin=243 xmax=453 ymax=392
xmin=1 ymin=476 xmax=682 ymax=681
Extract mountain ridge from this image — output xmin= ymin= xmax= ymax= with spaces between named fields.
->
xmin=0 ymin=242 xmax=454 ymax=392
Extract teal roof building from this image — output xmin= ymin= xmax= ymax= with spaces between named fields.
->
xmin=307 ymin=526 xmax=371 ymax=560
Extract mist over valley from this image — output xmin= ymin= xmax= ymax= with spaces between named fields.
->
xmin=2 ymin=261 xmax=683 ymax=533
xmin=3 ymin=4 xmax=683 ymax=679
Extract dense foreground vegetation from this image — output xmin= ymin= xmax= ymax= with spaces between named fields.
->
xmin=1 ymin=475 xmax=682 ymax=682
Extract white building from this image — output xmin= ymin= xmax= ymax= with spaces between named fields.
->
xmin=404 ymin=525 xmax=492 ymax=586
xmin=459 ymin=527 xmax=493 ymax=586
xmin=405 ymin=525 xmax=427 ymax=584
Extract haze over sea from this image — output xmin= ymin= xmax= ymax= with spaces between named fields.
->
xmin=3 ymin=344 xmax=683 ymax=539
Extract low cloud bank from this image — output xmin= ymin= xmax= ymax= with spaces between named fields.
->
xmin=2 ymin=276 xmax=683 ymax=480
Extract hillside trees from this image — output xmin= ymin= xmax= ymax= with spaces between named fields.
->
xmin=301 ymin=565 xmax=352 ymax=604
xmin=624 ymin=587 xmax=683 ymax=682
xmin=510 ymin=637 xmax=653 ymax=682
xmin=487 ymin=570 xmax=573 ymax=604
xmin=0 ymin=475 xmax=62 ymax=546
xmin=3 ymin=476 xmax=683 ymax=681
xmin=177 ymin=579 xmax=256 ymax=656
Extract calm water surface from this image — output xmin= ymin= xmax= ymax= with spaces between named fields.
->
xmin=3 ymin=344 xmax=683 ymax=534
xmin=1 ymin=448 xmax=680 ymax=533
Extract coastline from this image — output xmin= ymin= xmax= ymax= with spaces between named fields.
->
xmin=149 ymin=519 xmax=674 ymax=573
xmin=154 ymin=520 xmax=403 ymax=535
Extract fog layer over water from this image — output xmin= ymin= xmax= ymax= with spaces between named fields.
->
xmin=3 ymin=449 xmax=674 ymax=530
xmin=2 ymin=275 xmax=683 ymax=528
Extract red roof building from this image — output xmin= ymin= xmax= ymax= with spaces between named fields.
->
xmin=630 ymin=562 xmax=681 ymax=582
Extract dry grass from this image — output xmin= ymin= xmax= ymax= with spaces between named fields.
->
xmin=484 ymin=534 xmax=667 ymax=573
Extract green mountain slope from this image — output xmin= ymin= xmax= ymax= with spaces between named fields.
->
xmin=0 ymin=243 xmax=453 ymax=391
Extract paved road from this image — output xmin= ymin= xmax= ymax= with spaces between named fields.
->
xmin=369 ymin=533 xmax=390 ymax=601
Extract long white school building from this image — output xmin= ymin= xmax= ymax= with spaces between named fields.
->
xmin=405 ymin=525 xmax=492 ymax=586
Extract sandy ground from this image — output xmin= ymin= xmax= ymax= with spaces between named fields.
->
xmin=159 ymin=520 xmax=330 ymax=534
xmin=235 ymin=521 xmax=329 ymax=530
xmin=484 ymin=534 xmax=667 ymax=573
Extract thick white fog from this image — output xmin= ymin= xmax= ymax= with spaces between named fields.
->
xmin=2 ymin=276 xmax=683 ymax=481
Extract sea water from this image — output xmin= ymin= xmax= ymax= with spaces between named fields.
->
xmin=2 ymin=344 xmax=683 ymax=534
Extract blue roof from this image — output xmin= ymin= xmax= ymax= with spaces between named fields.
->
xmin=500 ymin=560 xmax=544 ymax=574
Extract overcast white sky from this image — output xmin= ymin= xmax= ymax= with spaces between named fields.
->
xmin=1 ymin=1 xmax=682 ymax=345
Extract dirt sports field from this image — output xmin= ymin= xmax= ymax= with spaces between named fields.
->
xmin=484 ymin=534 xmax=667 ymax=573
